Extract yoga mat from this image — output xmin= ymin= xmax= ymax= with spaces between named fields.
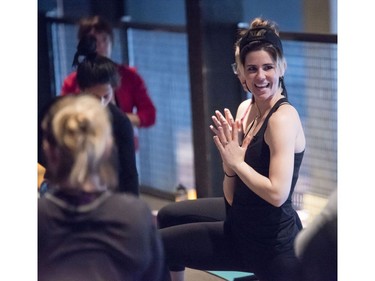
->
xmin=207 ymin=271 xmax=255 ymax=281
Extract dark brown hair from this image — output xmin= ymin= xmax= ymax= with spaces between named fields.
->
xmin=72 ymin=34 xmax=120 ymax=90
xmin=78 ymin=15 xmax=114 ymax=42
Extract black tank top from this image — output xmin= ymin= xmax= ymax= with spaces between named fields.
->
xmin=225 ymin=97 xmax=304 ymax=260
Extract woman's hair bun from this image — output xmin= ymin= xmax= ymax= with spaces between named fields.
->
xmin=77 ymin=34 xmax=97 ymax=56
xmin=72 ymin=34 xmax=97 ymax=67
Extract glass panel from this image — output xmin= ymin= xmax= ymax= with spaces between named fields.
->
xmin=127 ymin=29 xmax=194 ymax=193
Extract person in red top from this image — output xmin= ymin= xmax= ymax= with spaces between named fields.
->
xmin=61 ymin=15 xmax=156 ymax=131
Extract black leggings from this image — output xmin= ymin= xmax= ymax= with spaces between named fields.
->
xmin=157 ymin=198 xmax=302 ymax=281
xmin=157 ymin=197 xmax=242 ymax=271
xmin=157 ymin=197 xmax=226 ymax=228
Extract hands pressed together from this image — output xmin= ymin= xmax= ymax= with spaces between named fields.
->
xmin=209 ymin=108 xmax=251 ymax=177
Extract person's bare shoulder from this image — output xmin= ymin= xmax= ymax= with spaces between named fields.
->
xmin=236 ymin=98 xmax=252 ymax=120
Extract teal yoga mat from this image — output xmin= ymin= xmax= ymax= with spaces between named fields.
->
xmin=207 ymin=271 xmax=255 ymax=280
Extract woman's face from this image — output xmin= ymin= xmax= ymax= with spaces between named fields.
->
xmin=243 ymin=50 xmax=281 ymax=100
xmin=92 ymin=31 xmax=112 ymax=58
xmin=85 ymin=83 xmax=114 ymax=107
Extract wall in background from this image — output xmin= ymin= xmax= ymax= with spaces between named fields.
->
xmin=39 ymin=0 xmax=337 ymax=33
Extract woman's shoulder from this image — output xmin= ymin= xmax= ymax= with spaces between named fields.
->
xmin=63 ymin=71 xmax=78 ymax=84
xmin=267 ymin=100 xmax=305 ymax=148
xmin=107 ymin=103 xmax=129 ymax=121
xmin=271 ymin=101 xmax=300 ymax=123
xmin=107 ymin=103 xmax=133 ymax=131
xmin=61 ymin=72 xmax=79 ymax=95
xmin=108 ymin=193 xmax=149 ymax=210
xmin=236 ymin=99 xmax=252 ymax=120
xmin=117 ymin=64 xmax=140 ymax=76
xmin=239 ymin=99 xmax=252 ymax=109
xmin=105 ymin=193 xmax=153 ymax=223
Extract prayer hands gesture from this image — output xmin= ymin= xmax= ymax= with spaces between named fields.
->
xmin=209 ymin=108 xmax=251 ymax=176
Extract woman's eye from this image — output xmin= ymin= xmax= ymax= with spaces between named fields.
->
xmin=247 ymin=66 xmax=257 ymax=72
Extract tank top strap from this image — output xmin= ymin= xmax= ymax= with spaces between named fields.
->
xmin=257 ymin=97 xmax=289 ymax=137
xmin=264 ymin=97 xmax=289 ymax=123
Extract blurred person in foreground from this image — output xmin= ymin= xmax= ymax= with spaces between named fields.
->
xmin=294 ymin=189 xmax=337 ymax=281
xmin=38 ymin=94 xmax=169 ymax=281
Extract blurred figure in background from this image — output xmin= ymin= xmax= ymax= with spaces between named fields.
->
xmin=61 ymin=15 xmax=156 ymax=150
xmin=38 ymin=34 xmax=139 ymax=196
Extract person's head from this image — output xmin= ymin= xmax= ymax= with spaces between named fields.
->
xmin=232 ymin=35 xmax=248 ymax=93
xmin=238 ymin=18 xmax=287 ymax=99
xmin=78 ymin=15 xmax=113 ymax=57
xmin=41 ymin=95 xmax=117 ymax=192
xmin=72 ymin=34 xmax=119 ymax=106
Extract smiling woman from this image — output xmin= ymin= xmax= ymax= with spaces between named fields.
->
xmin=158 ymin=17 xmax=305 ymax=281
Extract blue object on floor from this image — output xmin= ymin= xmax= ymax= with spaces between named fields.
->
xmin=208 ymin=271 xmax=256 ymax=281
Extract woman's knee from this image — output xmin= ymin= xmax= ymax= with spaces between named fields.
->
xmin=157 ymin=200 xmax=200 ymax=228
xmin=157 ymin=204 xmax=175 ymax=229
xmin=157 ymin=198 xmax=226 ymax=229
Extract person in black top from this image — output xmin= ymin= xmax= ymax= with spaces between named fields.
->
xmin=38 ymin=34 xmax=139 ymax=196
xmin=38 ymin=94 xmax=169 ymax=281
xmin=158 ymin=17 xmax=306 ymax=281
